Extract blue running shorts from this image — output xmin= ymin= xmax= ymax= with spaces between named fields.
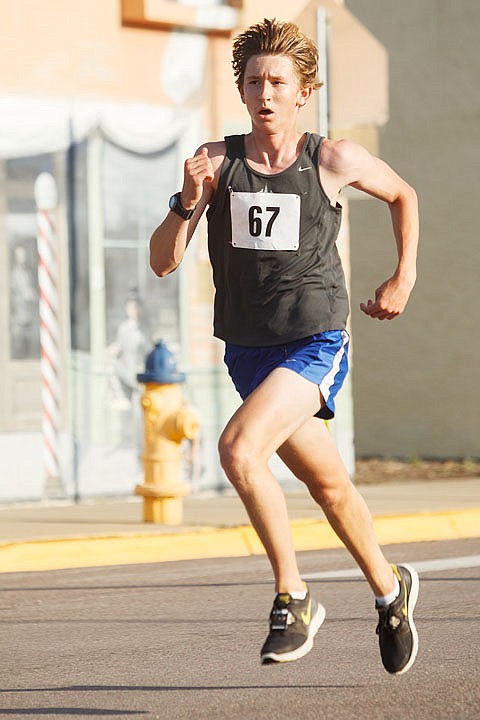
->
xmin=223 ymin=330 xmax=350 ymax=420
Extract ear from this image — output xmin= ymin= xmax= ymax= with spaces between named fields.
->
xmin=297 ymin=85 xmax=312 ymax=108
xmin=238 ymin=84 xmax=246 ymax=105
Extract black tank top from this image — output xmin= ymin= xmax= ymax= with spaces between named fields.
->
xmin=206 ymin=133 xmax=349 ymax=346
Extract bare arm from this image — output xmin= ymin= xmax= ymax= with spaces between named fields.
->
xmin=149 ymin=143 xmax=224 ymax=277
xmin=320 ymin=139 xmax=419 ymax=320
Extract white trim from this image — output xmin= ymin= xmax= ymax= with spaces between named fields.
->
xmin=319 ymin=330 xmax=349 ymax=402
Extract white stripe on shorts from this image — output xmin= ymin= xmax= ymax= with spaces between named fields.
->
xmin=319 ymin=330 xmax=349 ymax=402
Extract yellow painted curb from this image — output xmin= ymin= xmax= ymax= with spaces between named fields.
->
xmin=290 ymin=508 xmax=480 ymax=552
xmin=0 ymin=508 xmax=479 ymax=574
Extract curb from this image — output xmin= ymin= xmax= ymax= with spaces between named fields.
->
xmin=1 ymin=507 xmax=479 ymax=574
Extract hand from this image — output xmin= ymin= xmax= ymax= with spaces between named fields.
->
xmin=181 ymin=147 xmax=214 ymax=210
xmin=360 ymin=275 xmax=414 ymax=321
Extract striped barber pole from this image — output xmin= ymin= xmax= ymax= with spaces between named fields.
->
xmin=35 ymin=173 xmax=61 ymax=486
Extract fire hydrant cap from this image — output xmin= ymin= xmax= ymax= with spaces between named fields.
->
xmin=137 ymin=341 xmax=186 ymax=384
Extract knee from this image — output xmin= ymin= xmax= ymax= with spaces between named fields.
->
xmin=309 ymin=473 xmax=352 ymax=510
xmin=218 ymin=431 xmax=256 ymax=488
xmin=218 ymin=430 xmax=247 ymax=475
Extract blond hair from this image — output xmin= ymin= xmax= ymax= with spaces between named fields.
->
xmin=232 ymin=18 xmax=323 ymax=90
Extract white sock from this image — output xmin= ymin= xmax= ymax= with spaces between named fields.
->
xmin=276 ymin=586 xmax=308 ymax=601
xmin=375 ymin=576 xmax=400 ymax=607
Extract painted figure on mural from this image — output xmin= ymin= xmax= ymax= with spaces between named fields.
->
xmin=149 ymin=18 xmax=419 ymax=674
xmin=10 ymin=242 xmax=39 ymax=360
xmin=108 ymin=286 xmax=150 ymax=446
xmin=109 ymin=287 xmax=150 ymax=402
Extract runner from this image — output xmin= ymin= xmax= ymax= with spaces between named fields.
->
xmin=149 ymin=18 xmax=419 ymax=674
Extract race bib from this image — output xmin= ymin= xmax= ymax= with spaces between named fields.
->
xmin=230 ymin=190 xmax=300 ymax=250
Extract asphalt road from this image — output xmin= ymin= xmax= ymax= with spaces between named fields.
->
xmin=1 ymin=538 xmax=479 ymax=720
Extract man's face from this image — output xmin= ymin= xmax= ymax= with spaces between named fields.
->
xmin=240 ymin=54 xmax=310 ymax=132
xmin=15 ymin=246 xmax=27 ymax=264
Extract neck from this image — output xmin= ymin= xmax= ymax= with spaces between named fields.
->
xmin=245 ymin=128 xmax=306 ymax=173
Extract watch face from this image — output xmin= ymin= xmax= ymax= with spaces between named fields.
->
xmin=169 ymin=192 xmax=193 ymax=219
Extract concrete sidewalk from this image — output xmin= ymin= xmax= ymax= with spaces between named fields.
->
xmin=0 ymin=477 xmax=479 ymax=573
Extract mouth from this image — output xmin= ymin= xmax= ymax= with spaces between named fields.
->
xmin=259 ymin=108 xmax=273 ymax=116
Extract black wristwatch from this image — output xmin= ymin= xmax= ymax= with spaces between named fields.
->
xmin=169 ymin=192 xmax=196 ymax=220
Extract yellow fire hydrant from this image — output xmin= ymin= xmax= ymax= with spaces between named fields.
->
xmin=135 ymin=341 xmax=199 ymax=524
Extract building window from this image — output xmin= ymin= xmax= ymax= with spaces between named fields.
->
xmin=6 ymin=154 xmax=54 ymax=360
xmin=102 ymin=139 xmax=180 ymax=406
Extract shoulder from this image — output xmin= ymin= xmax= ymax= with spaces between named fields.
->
xmin=319 ymin=138 xmax=375 ymax=184
xmin=319 ymin=137 xmax=372 ymax=171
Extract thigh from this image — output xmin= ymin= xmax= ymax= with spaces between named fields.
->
xmin=277 ymin=417 xmax=350 ymax=490
xmin=221 ymin=367 xmax=322 ymax=460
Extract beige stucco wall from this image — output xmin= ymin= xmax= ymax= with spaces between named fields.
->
xmin=1 ymin=0 xmax=171 ymax=103
xmin=346 ymin=0 xmax=480 ymax=459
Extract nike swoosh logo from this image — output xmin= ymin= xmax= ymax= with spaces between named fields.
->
xmin=393 ymin=564 xmax=408 ymax=617
xmin=298 ymin=166 xmax=312 ymax=172
xmin=301 ymin=598 xmax=312 ymax=625
xmin=402 ymin=580 xmax=408 ymax=617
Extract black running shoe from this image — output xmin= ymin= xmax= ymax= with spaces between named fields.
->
xmin=260 ymin=586 xmax=325 ymax=663
xmin=376 ymin=563 xmax=420 ymax=675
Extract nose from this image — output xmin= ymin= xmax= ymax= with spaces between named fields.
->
xmin=258 ymin=80 xmax=271 ymax=101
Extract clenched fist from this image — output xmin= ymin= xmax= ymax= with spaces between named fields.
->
xmin=360 ymin=274 xmax=415 ymax=321
xmin=181 ymin=147 xmax=215 ymax=210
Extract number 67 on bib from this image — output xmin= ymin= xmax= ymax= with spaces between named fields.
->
xmin=230 ymin=190 xmax=301 ymax=251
